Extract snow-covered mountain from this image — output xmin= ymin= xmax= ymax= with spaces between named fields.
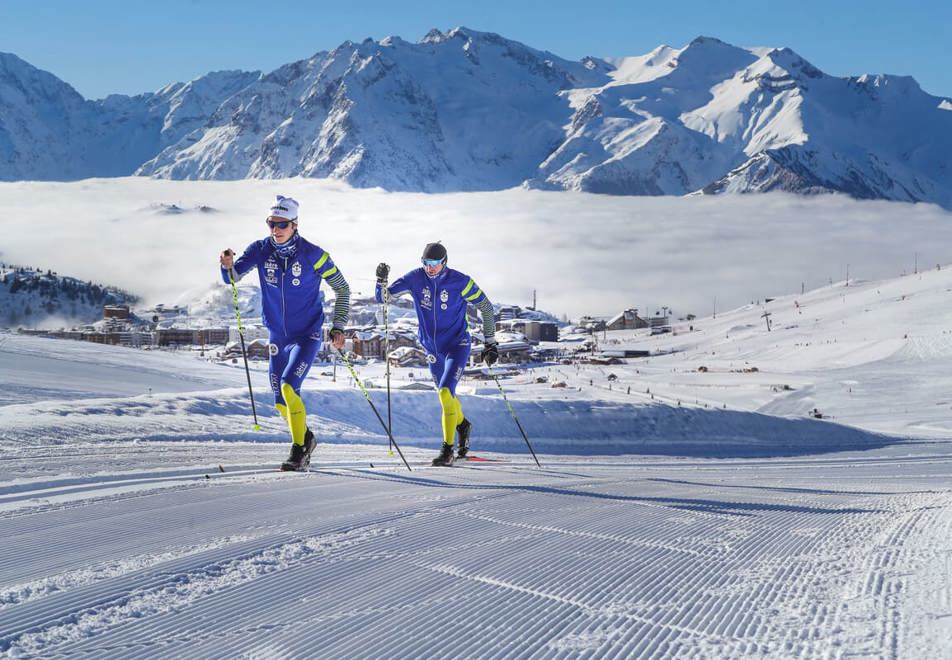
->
xmin=0 ymin=51 xmax=258 ymax=179
xmin=0 ymin=264 xmax=137 ymax=328
xmin=3 ymin=31 xmax=951 ymax=207
xmin=1 ymin=52 xmax=99 ymax=180
xmin=537 ymin=38 xmax=952 ymax=206
xmin=137 ymin=29 xmax=608 ymax=188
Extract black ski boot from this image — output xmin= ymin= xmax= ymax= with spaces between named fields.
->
xmin=281 ymin=428 xmax=316 ymax=471
xmin=431 ymin=442 xmax=455 ymax=466
xmin=456 ymin=419 xmax=472 ymax=459
xmin=302 ymin=427 xmax=316 ymax=467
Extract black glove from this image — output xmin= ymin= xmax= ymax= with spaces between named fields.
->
xmin=481 ymin=341 xmax=498 ymax=366
xmin=375 ymin=263 xmax=390 ymax=284
xmin=329 ymin=328 xmax=345 ymax=344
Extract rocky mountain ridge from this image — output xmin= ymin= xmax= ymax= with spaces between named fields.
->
xmin=2 ymin=30 xmax=949 ymax=207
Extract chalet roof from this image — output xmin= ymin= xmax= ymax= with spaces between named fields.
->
xmin=607 ymin=309 xmax=641 ymax=325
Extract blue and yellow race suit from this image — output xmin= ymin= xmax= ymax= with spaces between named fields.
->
xmin=223 ymin=233 xmax=350 ymax=445
xmin=376 ymin=266 xmax=494 ymax=447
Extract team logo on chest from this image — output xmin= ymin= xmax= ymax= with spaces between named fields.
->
xmin=264 ymin=258 xmax=279 ymax=285
xmin=440 ymin=289 xmax=449 ymax=310
xmin=421 ymin=286 xmax=432 ymax=310
xmin=291 ymin=261 xmax=302 ymax=286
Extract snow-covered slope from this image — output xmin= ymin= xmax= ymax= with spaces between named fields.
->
xmin=3 ymin=31 xmax=950 ymax=207
xmin=3 ymin=262 xmax=952 ymax=656
xmin=594 ymin=263 xmax=952 ymax=440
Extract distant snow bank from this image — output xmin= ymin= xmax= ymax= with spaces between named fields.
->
xmin=0 ymin=385 xmax=896 ymax=459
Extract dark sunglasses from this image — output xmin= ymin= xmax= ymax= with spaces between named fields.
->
xmin=266 ymin=219 xmax=294 ymax=229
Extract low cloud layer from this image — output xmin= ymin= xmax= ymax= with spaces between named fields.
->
xmin=2 ymin=179 xmax=951 ymax=320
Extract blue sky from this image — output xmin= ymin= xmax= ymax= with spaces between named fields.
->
xmin=2 ymin=0 xmax=949 ymax=99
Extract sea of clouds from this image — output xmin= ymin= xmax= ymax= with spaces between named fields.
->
xmin=2 ymin=178 xmax=951 ymax=320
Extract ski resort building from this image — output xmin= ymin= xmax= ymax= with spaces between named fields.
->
xmin=349 ymin=329 xmax=419 ymax=359
xmin=156 ymin=328 xmax=230 ymax=347
xmin=495 ymin=319 xmax=559 ymax=343
xmin=222 ymin=338 xmax=271 ymax=361
xmin=103 ymin=305 xmax=130 ymax=319
xmin=606 ymin=309 xmax=648 ymax=331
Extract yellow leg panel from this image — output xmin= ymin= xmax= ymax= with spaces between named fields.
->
xmin=439 ymin=387 xmax=459 ymax=446
xmin=275 ymin=403 xmax=288 ymax=421
xmin=280 ymin=382 xmax=307 ymax=446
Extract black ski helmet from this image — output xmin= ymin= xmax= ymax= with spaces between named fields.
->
xmin=421 ymin=242 xmax=447 ymax=264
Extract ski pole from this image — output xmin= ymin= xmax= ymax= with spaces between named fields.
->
xmin=225 ymin=255 xmax=261 ymax=431
xmin=383 ymin=288 xmax=393 ymax=455
xmin=490 ymin=370 xmax=541 ymax=467
xmin=334 ymin=346 xmax=412 ymax=471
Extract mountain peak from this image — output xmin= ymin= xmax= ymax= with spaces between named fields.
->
xmin=680 ymin=35 xmax=750 ymax=57
xmin=688 ymin=36 xmax=728 ymax=47
xmin=668 ymin=35 xmax=759 ymax=82
xmin=416 ymin=26 xmax=488 ymax=47
xmin=420 ymin=28 xmax=446 ymax=44
xmin=0 ymin=51 xmax=84 ymax=98
xmin=444 ymin=26 xmax=516 ymax=46
xmin=764 ymin=47 xmax=824 ymax=79
xmin=447 ymin=26 xmax=473 ymax=41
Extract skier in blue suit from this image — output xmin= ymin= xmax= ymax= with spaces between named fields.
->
xmin=220 ymin=195 xmax=350 ymax=470
xmin=375 ymin=242 xmax=497 ymax=465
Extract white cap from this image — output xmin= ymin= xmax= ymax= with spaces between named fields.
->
xmin=269 ymin=195 xmax=299 ymax=221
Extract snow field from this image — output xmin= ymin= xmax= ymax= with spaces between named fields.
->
xmin=4 ymin=247 xmax=952 ymax=655
xmin=1 ymin=455 xmax=950 ymax=657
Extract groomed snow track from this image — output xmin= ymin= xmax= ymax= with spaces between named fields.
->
xmin=2 ymin=448 xmax=951 ymax=658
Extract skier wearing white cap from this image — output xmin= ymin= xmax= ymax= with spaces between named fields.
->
xmin=220 ymin=195 xmax=350 ymax=471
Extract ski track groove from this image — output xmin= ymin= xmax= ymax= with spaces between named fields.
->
xmin=0 ymin=526 xmax=396 ymax=656
xmin=838 ymin=493 xmax=942 ymax=659
xmin=0 ymin=474 xmax=544 ymax=656
xmin=0 ymin=455 xmax=945 ymax=657
xmin=0 ymin=467 xmax=288 ymax=521
xmin=54 ymin=564 xmax=465 ymax=659
xmin=0 ymin=533 xmax=262 ymax=611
